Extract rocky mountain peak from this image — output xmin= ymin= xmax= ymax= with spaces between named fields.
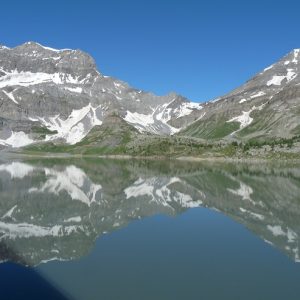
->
xmin=0 ymin=42 xmax=203 ymax=148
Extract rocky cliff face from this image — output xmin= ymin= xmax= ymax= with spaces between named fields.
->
xmin=180 ymin=49 xmax=300 ymax=141
xmin=0 ymin=42 xmax=202 ymax=147
xmin=0 ymin=42 xmax=299 ymax=149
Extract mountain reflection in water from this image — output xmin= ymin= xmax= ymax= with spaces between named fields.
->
xmin=0 ymin=158 xmax=299 ymax=266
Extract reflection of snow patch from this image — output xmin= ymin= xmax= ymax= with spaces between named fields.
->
xmin=125 ymin=177 xmax=202 ymax=209
xmin=267 ymin=225 xmax=285 ymax=236
xmin=2 ymin=205 xmax=17 ymax=219
xmin=0 ymin=162 xmax=35 ymax=179
xmin=29 ymin=165 xmax=102 ymax=206
xmin=239 ymin=207 xmax=264 ymax=220
xmin=228 ymin=182 xmax=254 ymax=203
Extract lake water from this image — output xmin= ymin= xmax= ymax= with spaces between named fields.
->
xmin=0 ymin=158 xmax=300 ymax=299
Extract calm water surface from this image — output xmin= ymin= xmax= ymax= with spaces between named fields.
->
xmin=0 ymin=158 xmax=300 ymax=299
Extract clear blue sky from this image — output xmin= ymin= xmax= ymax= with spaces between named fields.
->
xmin=1 ymin=0 xmax=299 ymax=102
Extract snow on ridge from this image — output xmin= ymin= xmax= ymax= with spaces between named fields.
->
xmin=210 ymin=97 xmax=221 ymax=103
xmin=264 ymin=65 xmax=273 ymax=72
xmin=26 ymin=42 xmax=71 ymax=53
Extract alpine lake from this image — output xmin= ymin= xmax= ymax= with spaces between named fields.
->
xmin=0 ymin=157 xmax=300 ymax=300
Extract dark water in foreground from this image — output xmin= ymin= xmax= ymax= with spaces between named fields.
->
xmin=0 ymin=158 xmax=300 ymax=299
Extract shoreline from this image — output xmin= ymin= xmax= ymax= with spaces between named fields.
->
xmin=2 ymin=151 xmax=300 ymax=165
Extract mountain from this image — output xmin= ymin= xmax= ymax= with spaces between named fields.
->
xmin=180 ymin=49 xmax=300 ymax=141
xmin=0 ymin=42 xmax=202 ymax=148
xmin=0 ymin=42 xmax=300 ymax=155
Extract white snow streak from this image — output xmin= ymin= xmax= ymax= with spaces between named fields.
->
xmin=0 ymin=70 xmax=83 ymax=88
xmin=64 ymin=87 xmax=83 ymax=93
xmin=30 ymin=104 xmax=103 ymax=145
xmin=2 ymin=90 xmax=18 ymax=104
xmin=0 ymin=131 xmax=34 ymax=148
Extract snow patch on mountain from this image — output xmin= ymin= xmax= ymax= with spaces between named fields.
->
xmin=124 ymin=109 xmax=180 ymax=135
xmin=0 ymin=131 xmax=34 ymax=148
xmin=227 ymin=109 xmax=254 ymax=129
xmin=173 ymin=102 xmax=203 ymax=118
xmin=2 ymin=90 xmax=18 ymax=104
xmin=267 ymin=69 xmax=297 ymax=86
xmin=0 ymin=69 xmax=86 ymax=88
xmin=64 ymin=87 xmax=83 ymax=93
xmin=227 ymin=103 xmax=266 ymax=132
xmin=293 ymin=49 xmax=299 ymax=63
xmin=22 ymin=42 xmax=72 ymax=53
xmin=250 ymin=91 xmax=266 ymax=99
xmin=29 ymin=104 xmax=103 ymax=144
xmin=124 ymin=101 xmax=202 ymax=135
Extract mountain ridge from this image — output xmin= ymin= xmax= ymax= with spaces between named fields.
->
xmin=1 ymin=42 xmax=300 ymax=157
xmin=0 ymin=42 xmax=203 ymax=148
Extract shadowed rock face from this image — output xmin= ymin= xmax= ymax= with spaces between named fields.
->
xmin=0 ymin=158 xmax=299 ymax=266
xmin=0 ymin=42 xmax=203 ymax=147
